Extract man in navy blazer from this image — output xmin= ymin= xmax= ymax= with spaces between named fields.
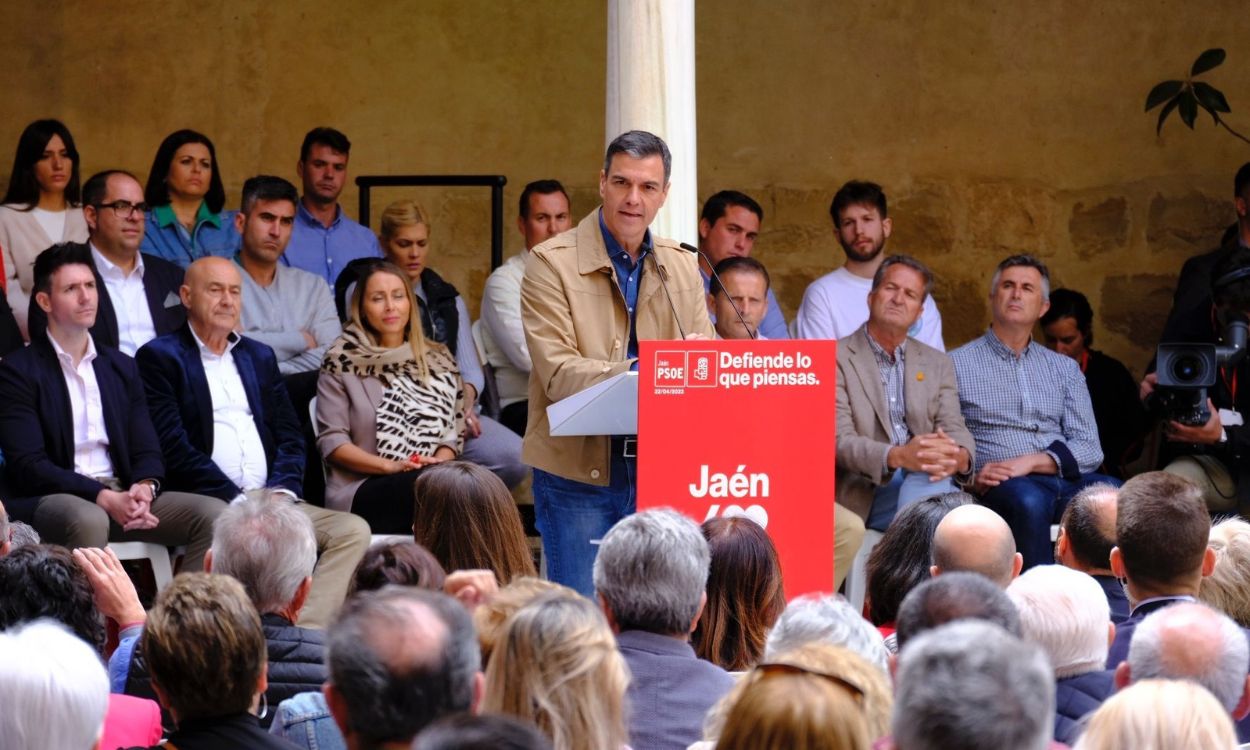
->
xmin=136 ymin=256 xmax=369 ymax=628
xmin=27 ymin=170 xmax=186 ymax=355
xmin=0 ymin=244 xmax=223 ymax=570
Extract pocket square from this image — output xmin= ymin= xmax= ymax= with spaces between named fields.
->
xmin=163 ymin=291 xmax=181 ymax=308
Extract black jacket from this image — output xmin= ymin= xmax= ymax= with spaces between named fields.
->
xmin=1054 ymin=670 xmax=1115 ymax=745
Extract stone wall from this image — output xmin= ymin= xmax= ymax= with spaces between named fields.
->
xmin=3 ymin=0 xmax=1248 ymax=372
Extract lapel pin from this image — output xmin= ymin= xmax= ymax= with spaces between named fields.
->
xmin=916 ymin=372 xmax=925 ymax=381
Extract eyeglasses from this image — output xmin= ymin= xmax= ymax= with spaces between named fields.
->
xmin=96 ymin=200 xmax=149 ymax=219
xmin=754 ymin=661 xmax=866 ymax=705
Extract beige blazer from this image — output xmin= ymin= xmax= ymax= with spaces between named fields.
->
xmin=835 ymin=326 xmax=974 ymax=518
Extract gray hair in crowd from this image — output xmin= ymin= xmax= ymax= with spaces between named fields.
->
xmin=1127 ymin=602 xmax=1249 ymax=714
xmin=990 ymin=254 xmax=1051 ymax=301
xmin=209 ymin=495 xmax=317 ymax=614
xmin=872 ymin=254 xmax=934 ymax=302
xmin=593 ymin=508 xmax=709 ymax=635
xmin=893 ymin=620 xmax=1054 ymax=750
xmin=0 ymin=619 xmax=109 ymax=750
xmin=603 ymin=130 xmax=672 ymax=183
xmin=763 ymin=594 xmax=889 ymax=673
xmin=8 ymin=522 xmax=40 ymax=549
xmin=1007 ymin=565 xmax=1110 ymax=678
xmin=895 ymin=571 xmax=1021 ymax=649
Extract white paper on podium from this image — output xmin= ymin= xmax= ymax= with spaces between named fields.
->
xmin=547 ymin=371 xmax=638 ymax=436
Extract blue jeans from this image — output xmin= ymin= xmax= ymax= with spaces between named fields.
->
xmin=532 ymin=451 xmax=637 ymax=597
xmin=980 ymin=473 xmax=1120 ymax=569
xmin=867 ymin=469 xmax=957 ymax=531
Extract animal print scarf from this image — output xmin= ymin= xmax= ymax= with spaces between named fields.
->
xmin=323 ymin=322 xmax=465 ymax=462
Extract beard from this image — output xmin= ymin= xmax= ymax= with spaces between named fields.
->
xmin=840 ymin=234 xmax=886 ymax=263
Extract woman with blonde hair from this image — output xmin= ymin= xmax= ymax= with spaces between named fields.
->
xmin=482 ymin=591 xmax=629 ymax=750
xmin=714 ymin=659 xmax=870 ymax=750
xmin=473 ymin=577 xmax=570 ymax=666
xmin=1074 ymin=679 xmax=1237 ymax=750
xmin=317 ymin=260 xmax=465 ymax=531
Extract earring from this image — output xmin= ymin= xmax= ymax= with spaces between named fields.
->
xmin=257 ymin=691 xmax=269 ymax=720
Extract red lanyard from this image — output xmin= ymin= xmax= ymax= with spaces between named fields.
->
xmin=1078 ymin=350 xmax=1089 ymax=374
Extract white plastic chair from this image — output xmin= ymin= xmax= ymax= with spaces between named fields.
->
xmin=108 ymin=542 xmax=175 ymax=592
xmin=843 ymin=528 xmax=884 ymax=614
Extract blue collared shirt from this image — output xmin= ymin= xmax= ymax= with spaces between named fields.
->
xmin=140 ymin=203 xmax=240 ymax=268
xmin=282 ymin=201 xmax=383 ymax=286
xmin=600 ymin=209 xmax=651 ymax=361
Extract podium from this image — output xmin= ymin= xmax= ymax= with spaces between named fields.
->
xmin=547 ymin=372 xmax=638 ymax=436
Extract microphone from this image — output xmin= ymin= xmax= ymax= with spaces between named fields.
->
xmin=679 ymin=242 xmax=755 ymax=340
xmin=648 ymin=253 xmax=687 ymax=340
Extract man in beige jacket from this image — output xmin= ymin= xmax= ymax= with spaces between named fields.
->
xmin=521 ymin=130 xmax=714 ymax=595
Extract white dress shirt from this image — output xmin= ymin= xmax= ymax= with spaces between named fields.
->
xmin=91 ymin=244 xmax=156 ymax=356
xmin=190 ymin=327 xmax=269 ymax=491
xmin=48 ymin=331 xmax=113 ymax=477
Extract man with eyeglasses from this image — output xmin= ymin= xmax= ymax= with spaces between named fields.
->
xmin=28 ymin=170 xmax=185 ymax=355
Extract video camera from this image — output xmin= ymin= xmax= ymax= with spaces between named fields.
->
xmin=1152 ymin=315 xmax=1248 ymax=425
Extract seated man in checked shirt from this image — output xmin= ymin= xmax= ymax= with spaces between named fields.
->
xmin=951 ymin=254 xmax=1119 ymax=570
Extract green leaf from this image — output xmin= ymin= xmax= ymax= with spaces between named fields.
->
xmin=1192 ymin=81 xmax=1231 ymax=113
xmin=1179 ymin=89 xmax=1199 ymax=128
xmin=1156 ymin=95 xmax=1181 ymax=135
xmin=1146 ymin=80 xmax=1184 ymax=111
xmin=1191 ymin=48 xmax=1226 ymax=77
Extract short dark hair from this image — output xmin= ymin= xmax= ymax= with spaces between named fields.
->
xmin=518 ymin=179 xmax=569 ymax=219
xmin=144 ymin=129 xmax=227 ymax=213
xmin=32 ymin=242 xmax=93 ymax=296
xmin=1116 ymin=472 xmax=1210 ymax=589
xmin=709 ymin=256 xmax=771 ymax=297
xmin=240 ymin=175 xmax=299 ymax=214
xmin=300 ymin=127 xmax=352 ymax=162
xmin=349 ymin=540 xmax=447 ymax=595
xmin=829 ymin=180 xmax=887 ymax=223
xmin=1212 ymin=245 xmax=1250 ymax=315
xmin=865 ymin=492 xmax=971 ymax=626
xmin=81 ymin=170 xmax=140 ymax=209
xmin=1040 ymin=288 xmax=1095 ymax=345
xmin=991 ymin=254 xmax=1051 ymax=301
xmin=871 ymin=254 xmax=934 ymax=301
xmin=0 ymin=544 xmax=105 ymax=655
xmin=700 ymin=190 xmax=764 ymax=226
xmin=1059 ymin=483 xmax=1118 ymax=570
xmin=413 ymin=713 xmax=553 ymax=750
xmin=895 ymin=572 xmax=1021 ymax=650
xmin=327 ymin=587 xmax=480 ymax=745
xmin=2 ymin=119 xmax=82 ymax=208
xmin=603 ymin=130 xmax=671 ymax=183
xmin=1235 ymin=162 xmax=1250 ymax=199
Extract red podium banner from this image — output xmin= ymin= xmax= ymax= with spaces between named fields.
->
xmin=637 ymin=340 xmax=838 ymax=598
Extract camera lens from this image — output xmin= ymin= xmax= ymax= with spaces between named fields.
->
xmin=1170 ymin=354 xmax=1205 ymax=383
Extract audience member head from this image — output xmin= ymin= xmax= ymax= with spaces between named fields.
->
xmin=707 ymin=256 xmax=771 ymax=340
xmin=1111 ymin=471 xmax=1213 ymax=600
xmin=8 ymin=522 xmax=39 ymax=549
xmin=483 ymin=591 xmax=628 ymax=750
xmin=474 ymin=577 xmax=570 ymax=666
xmin=1212 ymin=245 xmax=1250 ymax=319
xmin=348 ymin=260 xmax=430 ymax=366
xmin=181 ymin=256 xmax=243 ymax=341
xmin=82 ymin=170 xmax=147 ymax=259
xmin=517 ymin=179 xmax=571 ymax=251
xmin=379 ymin=199 xmax=432 ymax=284
xmin=593 ymin=508 xmax=710 ymax=636
xmin=412 ymin=461 xmax=536 ymax=584
xmin=2 ymin=118 xmax=81 ymax=207
xmin=829 ymin=180 xmax=890 ymax=263
xmin=326 ymin=586 xmax=482 ymax=748
xmin=894 ymin=571 xmax=1021 ymax=650
xmin=1118 ymin=602 xmax=1250 ymax=719
xmin=207 ymin=496 xmax=317 ymax=619
xmin=692 ymin=515 xmax=785 ymax=670
xmin=1040 ymin=287 xmax=1095 ymax=360
xmin=865 ymin=492 xmax=970 ymax=626
xmin=298 ymin=126 xmax=352 ymax=206
xmin=698 ymin=190 xmax=764 ymax=266
xmin=144 ymin=129 xmax=226 ymax=212
xmin=1056 ymin=482 xmax=1118 ymax=573
xmin=350 ymin=539 xmax=447 ymax=595
xmin=0 ymin=620 xmax=108 ymax=750
xmin=1007 ymin=564 xmax=1112 ymax=678
xmin=0 ymin=543 xmax=105 ymax=654
xmin=764 ymin=594 xmax=889 ymax=673
xmin=600 ymin=131 xmax=671 ymax=249
xmin=988 ymin=254 xmax=1051 ymax=336
xmin=236 ymin=175 xmax=299 ymax=266
xmin=142 ymin=572 xmax=266 ymax=722
xmin=1074 ymin=679 xmax=1238 ymax=750
xmin=32 ymin=242 xmax=97 ymax=338
xmin=893 ymin=620 xmax=1053 ymax=750
xmin=930 ymin=504 xmax=1022 ymax=586
xmin=1199 ymin=518 xmax=1250 ymax=627
xmin=866 ymin=254 xmax=933 ymax=341
xmin=413 ymin=713 xmax=553 ymax=750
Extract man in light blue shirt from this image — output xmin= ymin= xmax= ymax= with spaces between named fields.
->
xmin=282 ymin=128 xmax=382 ymax=287
xmin=697 ymin=190 xmax=788 ymax=339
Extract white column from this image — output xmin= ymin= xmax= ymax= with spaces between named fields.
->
xmin=606 ymin=0 xmax=697 ymax=245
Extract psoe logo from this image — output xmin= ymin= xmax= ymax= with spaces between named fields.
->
xmin=686 ymin=351 xmax=717 ymax=387
xmin=654 ymin=351 xmax=687 ymax=387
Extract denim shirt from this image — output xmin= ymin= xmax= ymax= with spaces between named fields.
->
xmin=268 ymin=690 xmax=346 ymax=750
xmin=600 ymin=209 xmax=651 ymax=361
xmin=141 ymin=202 xmax=240 ymax=267
xmin=282 ymin=202 xmax=383 ymax=286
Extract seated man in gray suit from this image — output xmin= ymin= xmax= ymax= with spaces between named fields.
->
xmin=593 ymin=509 xmax=734 ymax=750
xmin=836 ymin=255 xmax=974 ymax=531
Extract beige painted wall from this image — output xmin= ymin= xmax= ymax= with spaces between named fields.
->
xmin=4 ymin=1 xmax=1248 ymax=372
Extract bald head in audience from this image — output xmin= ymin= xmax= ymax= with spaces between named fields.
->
xmin=930 ymin=505 xmax=1022 ymax=586
xmin=1055 ymin=483 xmax=1118 ymax=574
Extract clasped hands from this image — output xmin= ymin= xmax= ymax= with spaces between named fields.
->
xmin=96 ymin=482 xmax=159 ymax=531
xmin=887 ymin=428 xmax=968 ymax=482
